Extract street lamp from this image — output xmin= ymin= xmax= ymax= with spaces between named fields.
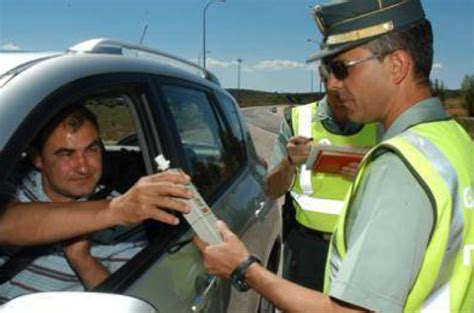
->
xmin=307 ymin=38 xmax=320 ymax=93
xmin=236 ymin=58 xmax=242 ymax=102
xmin=203 ymin=0 xmax=225 ymax=69
xmin=197 ymin=50 xmax=211 ymax=68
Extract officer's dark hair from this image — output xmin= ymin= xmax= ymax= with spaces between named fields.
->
xmin=365 ymin=19 xmax=433 ymax=87
xmin=31 ymin=106 xmax=100 ymax=153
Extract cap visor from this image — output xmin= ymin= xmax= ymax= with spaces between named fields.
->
xmin=306 ymin=37 xmax=373 ymax=63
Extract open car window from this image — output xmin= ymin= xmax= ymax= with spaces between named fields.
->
xmin=87 ymin=94 xmax=146 ymax=195
xmin=0 ymin=85 xmax=158 ymax=302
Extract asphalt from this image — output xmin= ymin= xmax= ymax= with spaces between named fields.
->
xmin=242 ymin=106 xmax=287 ymax=163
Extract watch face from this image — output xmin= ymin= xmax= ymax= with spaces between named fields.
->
xmin=230 ymin=274 xmax=250 ymax=292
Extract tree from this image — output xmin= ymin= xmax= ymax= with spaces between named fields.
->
xmin=461 ymin=74 xmax=474 ymax=117
xmin=431 ymin=79 xmax=447 ymax=102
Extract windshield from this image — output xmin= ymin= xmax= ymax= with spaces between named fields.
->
xmin=0 ymin=52 xmax=60 ymax=87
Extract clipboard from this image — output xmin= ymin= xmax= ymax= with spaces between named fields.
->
xmin=305 ymin=144 xmax=370 ymax=174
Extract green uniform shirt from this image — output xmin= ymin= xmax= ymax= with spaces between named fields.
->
xmin=329 ymin=97 xmax=449 ymax=313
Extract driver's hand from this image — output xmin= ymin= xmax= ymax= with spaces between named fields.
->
xmin=109 ymin=171 xmax=193 ymax=226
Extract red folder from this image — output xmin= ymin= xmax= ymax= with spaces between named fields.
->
xmin=312 ymin=150 xmax=365 ymax=174
xmin=306 ymin=144 xmax=370 ymax=174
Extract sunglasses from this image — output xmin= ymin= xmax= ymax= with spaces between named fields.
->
xmin=320 ymin=54 xmax=380 ymax=81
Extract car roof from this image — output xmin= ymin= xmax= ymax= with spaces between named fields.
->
xmin=0 ymin=38 xmax=226 ymax=150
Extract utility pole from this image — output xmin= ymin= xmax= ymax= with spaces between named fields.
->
xmin=236 ymin=58 xmax=242 ymax=103
xmin=307 ymin=38 xmax=318 ymax=94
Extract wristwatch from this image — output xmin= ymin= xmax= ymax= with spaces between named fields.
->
xmin=230 ymin=255 xmax=261 ymax=292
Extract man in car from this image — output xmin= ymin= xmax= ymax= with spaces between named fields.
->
xmin=195 ymin=1 xmax=473 ymax=312
xmin=0 ymin=106 xmax=192 ymax=302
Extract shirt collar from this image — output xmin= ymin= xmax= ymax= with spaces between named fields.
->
xmin=21 ymin=168 xmax=102 ymax=202
xmin=20 ymin=169 xmax=51 ymax=202
xmin=383 ymin=97 xmax=449 ymax=141
xmin=316 ymin=96 xmax=363 ymax=134
xmin=315 ymin=96 xmax=332 ymax=122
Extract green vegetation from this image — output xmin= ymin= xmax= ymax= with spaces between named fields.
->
xmin=461 ymin=74 xmax=474 ymax=116
xmin=456 ymin=117 xmax=474 ymax=138
xmin=86 ymin=102 xmax=135 ymax=143
xmin=226 ymin=89 xmax=324 ymax=107
xmin=431 ymin=79 xmax=447 ymax=101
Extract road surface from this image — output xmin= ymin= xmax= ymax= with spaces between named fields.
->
xmin=242 ymin=106 xmax=287 ymax=163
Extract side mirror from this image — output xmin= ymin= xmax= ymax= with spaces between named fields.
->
xmin=0 ymin=292 xmax=157 ymax=313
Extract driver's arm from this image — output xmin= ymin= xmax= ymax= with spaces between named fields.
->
xmin=0 ymin=171 xmax=193 ymax=246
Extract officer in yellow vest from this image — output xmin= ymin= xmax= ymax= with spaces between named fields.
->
xmin=194 ymin=1 xmax=474 ymax=312
xmin=266 ymin=86 xmax=378 ymax=291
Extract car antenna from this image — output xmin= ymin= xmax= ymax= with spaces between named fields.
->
xmin=139 ymin=24 xmax=148 ymax=45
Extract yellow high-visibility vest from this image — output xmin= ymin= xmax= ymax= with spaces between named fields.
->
xmin=327 ymin=119 xmax=474 ymax=312
xmin=290 ymin=102 xmax=377 ymax=233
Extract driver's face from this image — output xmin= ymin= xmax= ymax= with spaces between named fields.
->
xmin=33 ymin=120 xmax=102 ymax=202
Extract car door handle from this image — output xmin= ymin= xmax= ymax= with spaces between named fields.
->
xmin=190 ymin=275 xmax=217 ymax=312
xmin=254 ymin=200 xmax=266 ymax=219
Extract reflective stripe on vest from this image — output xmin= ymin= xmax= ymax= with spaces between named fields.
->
xmin=326 ymin=119 xmax=474 ymax=313
xmin=298 ymin=103 xmax=313 ymax=196
xmin=290 ymin=102 xmax=377 ymax=232
xmin=290 ymin=192 xmax=344 ymax=215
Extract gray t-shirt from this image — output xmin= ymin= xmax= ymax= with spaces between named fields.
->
xmin=329 ymin=97 xmax=449 ymax=312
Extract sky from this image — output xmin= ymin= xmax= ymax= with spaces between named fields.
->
xmin=0 ymin=0 xmax=473 ymax=93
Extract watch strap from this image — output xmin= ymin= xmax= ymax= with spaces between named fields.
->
xmin=230 ymin=254 xmax=261 ymax=292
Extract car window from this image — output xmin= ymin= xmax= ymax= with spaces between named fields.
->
xmin=215 ymin=92 xmax=246 ymax=160
xmin=85 ymin=93 xmax=145 ymax=194
xmin=160 ymin=85 xmax=245 ymax=199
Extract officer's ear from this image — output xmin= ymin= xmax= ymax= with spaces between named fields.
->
xmin=389 ymin=50 xmax=411 ymax=85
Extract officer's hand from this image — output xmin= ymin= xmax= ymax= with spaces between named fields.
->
xmin=109 ymin=171 xmax=193 ymax=226
xmin=287 ymin=136 xmax=312 ymax=165
xmin=340 ymin=162 xmax=360 ymax=180
xmin=193 ymin=220 xmax=250 ymax=278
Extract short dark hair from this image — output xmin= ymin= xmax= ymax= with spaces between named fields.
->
xmin=365 ymin=19 xmax=433 ymax=87
xmin=31 ymin=106 xmax=99 ymax=153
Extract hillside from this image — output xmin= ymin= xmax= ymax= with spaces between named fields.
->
xmin=226 ymin=88 xmax=464 ymax=108
xmin=227 ymin=88 xmax=473 ymax=138
xmin=226 ymin=89 xmax=324 ymax=107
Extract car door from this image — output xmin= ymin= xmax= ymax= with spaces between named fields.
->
xmin=0 ymin=68 xmax=274 ymax=313
xmin=121 ymin=76 xmax=263 ymax=313
xmin=0 ymin=72 xmax=221 ymax=312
